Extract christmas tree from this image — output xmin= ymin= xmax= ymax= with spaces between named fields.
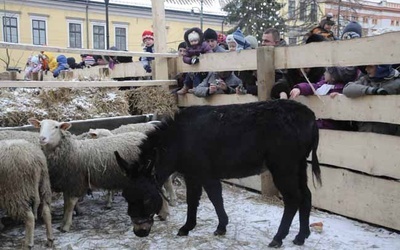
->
xmin=223 ymin=0 xmax=286 ymax=40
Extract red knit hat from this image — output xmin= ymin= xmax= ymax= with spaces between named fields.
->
xmin=142 ymin=30 xmax=154 ymax=41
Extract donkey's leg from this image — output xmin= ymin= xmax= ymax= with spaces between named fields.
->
xmin=203 ymin=178 xmax=229 ymax=236
xmin=269 ymin=174 xmax=301 ymax=248
xmin=293 ymin=163 xmax=312 ymax=245
xmin=177 ymin=176 xmax=202 ymax=236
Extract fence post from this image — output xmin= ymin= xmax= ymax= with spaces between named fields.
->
xmin=257 ymin=46 xmax=279 ymax=197
xmin=151 ymin=0 xmax=169 ymax=90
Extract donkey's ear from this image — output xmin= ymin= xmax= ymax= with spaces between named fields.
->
xmin=115 ymin=151 xmax=139 ymax=178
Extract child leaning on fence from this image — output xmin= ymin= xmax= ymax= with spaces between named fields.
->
xmin=191 ymin=71 xmax=242 ymax=97
xmin=177 ymin=27 xmax=213 ymax=94
xmin=290 ymin=66 xmax=359 ymax=130
xmin=343 ymin=64 xmax=400 ymax=135
xmin=139 ymin=30 xmax=155 ymax=74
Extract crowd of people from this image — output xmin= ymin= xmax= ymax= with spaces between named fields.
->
xmin=171 ymin=16 xmax=400 ymax=136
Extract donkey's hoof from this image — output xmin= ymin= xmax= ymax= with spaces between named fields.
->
xmin=177 ymin=227 xmax=189 ymax=236
xmin=213 ymin=228 xmax=226 ymax=236
xmin=268 ymin=239 xmax=282 ymax=248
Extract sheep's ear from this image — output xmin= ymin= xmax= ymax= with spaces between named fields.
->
xmin=115 ymin=151 xmax=139 ymax=178
xmin=28 ymin=118 xmax=40 ymax=128
xmin=59 ymin=122 xmax=72 ymax=131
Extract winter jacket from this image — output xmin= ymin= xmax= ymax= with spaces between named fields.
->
xmin=140 ymin=44 xmax=155 ymax=68
xmin=183 ymin=27 xmax=213 ymax=65
xmin=343 ymin=69 xmax=400 ymax=98
xmin=192 ymin=72 xmax=242 ymax=97
xmin=53 ymin=55 xmax=70 ymax=77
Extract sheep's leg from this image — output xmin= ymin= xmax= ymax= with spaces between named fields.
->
xmin=61 ymin=194 xmax=79 ymax=232
xmin=24 ymin=210 xmax=35 ymax=249
xmin=293 ymin=166 xmax=312 ymax=246
xmin=105 ymin=190 xmax=113 ymax=209
xmin=41 ymin=203 xmax=54 ymax=247
xmin=163 ymin=176 xmax=177 ymax=206
xmin=269 ymin=174 xmax=301 ymax=248
xmin=203 ymin=179 xmax=228 ymax=236
xmin=177 ymin=176 xmax=202 ymax=236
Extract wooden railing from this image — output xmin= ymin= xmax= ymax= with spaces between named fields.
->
xmin=0 ymin=1 xmax=399 ymax=231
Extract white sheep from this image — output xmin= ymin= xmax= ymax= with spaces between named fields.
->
xmin=0 ymin=139 xmax=53 ymax=249
xmin=28 ymin=118 xmax=169 ymax=232
xmin=87 ymin=123 xmax=178 ymax=207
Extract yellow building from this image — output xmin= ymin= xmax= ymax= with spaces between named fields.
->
xmin=0 ymin=0 xmax=228 ymax=70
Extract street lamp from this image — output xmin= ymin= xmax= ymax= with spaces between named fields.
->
xmin=105 ymin=0 xmax=110 ymax=49
xmin=191 ymin=0 xmax=204 ymax=30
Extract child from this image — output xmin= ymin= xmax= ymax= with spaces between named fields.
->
xmin=290 ymin=66 xmax=358 ymax=130
xmin=53 ymin=55 xmax=70 ymax=78
xmin=343 ymin=65 xmax=400 ymax=135
xmin=225 ymin=29 xmax=251 ymax=52
xmin=177 ymin=27 xmax=212 ymax=94
xmin=24 ymin=55 xmax=42 ymax=80
xmin=140 ymin=30 xmax=155 ymax=73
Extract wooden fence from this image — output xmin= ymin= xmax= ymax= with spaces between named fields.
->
xmin=0 ymin=0 xmax=399 ymax=232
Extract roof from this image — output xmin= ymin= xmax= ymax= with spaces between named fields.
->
xmin=90 ymin=0 xmax=229 ymax=16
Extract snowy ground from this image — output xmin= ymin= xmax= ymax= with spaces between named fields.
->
xmin=1 ymin=182 xmax=399 ymax=250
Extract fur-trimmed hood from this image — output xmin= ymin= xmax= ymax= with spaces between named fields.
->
xmin=184 ymin=27 xmax=204 ymax=45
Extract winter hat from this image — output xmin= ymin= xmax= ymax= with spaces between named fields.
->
xmin=232 ymin=29 xmax=250 ymax=50
xmin=326 ymin=66 xmax=358 ymax=83
xmin=188 ymin=30 xmax=200 ymax=42
xmin=245 ymin=35 xmax=258 ymax=49
xmin=203 ymin=28 xmax=218 ymax=40
xmin=372 ymin=65 xmax=395 ymax=80
xmin=341 ymin=21 xmax=362 ymax=39
xmin=142 ymin=30 xmax=154 ymax=41
xmin=319 ymin=14 xmax=335 ymax=28
xmin=178 ymin=41 xmax=187 ymax=49
xmin=217 ymin=33 xmax=226 ymax=44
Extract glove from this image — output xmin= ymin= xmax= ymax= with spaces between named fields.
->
xmin=144 ymin=64 xmax=152 ymax=73
xmin=191 ymin=57 xmax=199 ymax=65
xmin=366 ymin=87 xmax=388 ymax=95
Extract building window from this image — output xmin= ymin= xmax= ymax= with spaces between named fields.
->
xmin=391 ymin=20 xmax=395 ymax=26
xmin=396 ymin=20 xmax=399 ymax=26
xmin=68 ymin=22 xmax=82 ymax=48
xmin=2 ymin=16 xmax=18 ymax=43
xmin=115 ymin=27 xmax=127 ymax=50
xmin=288 ymin=0 xmax=296 ymax=19
xmin=93 ymin=24 xmax=105 ymax=49
xmin=289 ymin=37 xmax=297 ymax=45
xmin=372 ymin=19 xmax=378 ymax=25
xmin=310 ymin=1 xmax=317 ymax=22
xmin=351 ymin=16 xmax=358 ymax=21
xmin=32 ymin=19 xmax=46 ymax=45
xmin=299 ymin=1 xmax=307 ymax=21
xmin=363 ymin=17 xmax=368 ymax=23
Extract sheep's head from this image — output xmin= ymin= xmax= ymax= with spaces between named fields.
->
xmin=115 ymin=151 xmax=163 ymax=237
xmin=28 ymin=118 xmax=71 ymax=148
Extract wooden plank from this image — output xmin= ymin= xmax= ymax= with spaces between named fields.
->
xmin=176 ymin=49 xmax=257 ymax=73
xmin=0 ymin=42 xmax=178 ymax=59
xmin=275 ymin=32 xmax=400 ymax=69
xmin=317 ymin=130 xmax=400 ymax=179
xmin=177 ymin=93 xmax=259 ymax=107
xmin=309 ymin=167 xmax=400 ymax=231
xmin=174 ymin=32 xmax=400 ymax=74
xmin=0 ymin=80 xmax=177 ymax=88
xmin=296 ymin=95 xmax=400 ymax=125
xmin=151 ymin=0 xmax=169 ymax=89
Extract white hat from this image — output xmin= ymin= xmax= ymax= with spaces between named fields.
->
xmin=188 ymin=31 xmax=200 ymax=42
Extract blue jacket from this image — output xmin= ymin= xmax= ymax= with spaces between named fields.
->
xmin=53 ymin=55 xmax=70 ymax=77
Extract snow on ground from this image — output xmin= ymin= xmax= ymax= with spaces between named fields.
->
xmin=1 ymin=182 xmax=399 ymax=250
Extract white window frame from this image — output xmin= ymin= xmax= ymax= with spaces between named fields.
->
xmin=91 ymin=22 xmax=106 ymax=49
xmin=30 ymin=15 xmax=48 ymax=45
xmin=113 ymin=23 xmax=128 ymax=50
xmin=0 ymin=13 xmax=20 ymax=43
xmin=67 ymin=19 xmax=84 ymax=48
